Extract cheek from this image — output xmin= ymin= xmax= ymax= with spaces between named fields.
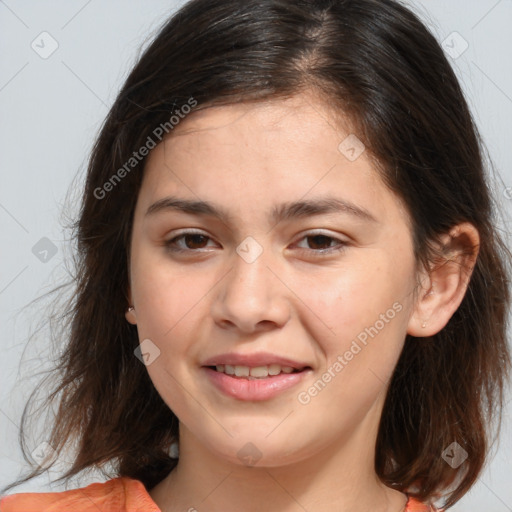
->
xmin=306 ymin=254 xmax=409 ymax=333
xmin=129 ymin=240 xmax=206 ymax=332
xmin=129 ymin=258 xmax=208 ymax=416
xmin=132 ymin=267 xmax=207 ymax=342
xmin=304 ymin=256 xmax=411 ymax=382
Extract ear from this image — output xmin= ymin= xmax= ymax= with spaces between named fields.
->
xmin=125 ymin=289 xmax=137 ymax=325
xmin=407 ymin=222 xmax=480 ymax=337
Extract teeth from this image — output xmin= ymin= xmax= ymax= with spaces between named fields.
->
xmin=235 ymin=366 xmax=249 ymax=377
xmin=268 ymin=364 xmax=281 ymax=376
xmin=214 ymin=364 xmax=298 ymax=378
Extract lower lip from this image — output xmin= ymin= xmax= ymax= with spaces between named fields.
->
xmin=202 ymin=367 xmax=311 ymax=401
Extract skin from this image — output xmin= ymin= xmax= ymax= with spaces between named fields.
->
xmin=126 ymin=91 xmax=479 ymax=512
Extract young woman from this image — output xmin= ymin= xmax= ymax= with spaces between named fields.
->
xmin=1 ymin=0 xmax=510 ymax=510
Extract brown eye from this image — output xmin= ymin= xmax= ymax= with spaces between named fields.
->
xmin=294 ymin=232 xmax=348 ymax=256
xmin=181 ymin=234 xmax=209 ymax=249
xmin=164 ymin=231 xmax=216 ymax=252
xmin=305 ymin=235 xmax=336 ymax=250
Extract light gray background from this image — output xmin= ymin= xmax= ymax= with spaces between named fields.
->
xmin=1 ymin=1 xmax=511 ymax=510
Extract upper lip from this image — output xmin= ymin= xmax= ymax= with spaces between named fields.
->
xmin=202 ymin=352 xmax=311 ymax=370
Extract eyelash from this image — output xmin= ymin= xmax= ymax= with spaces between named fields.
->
xmin=163 ymin=230 xmax=348 ymax=256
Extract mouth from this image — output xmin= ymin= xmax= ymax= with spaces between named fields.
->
xmin=205 ymin=364 xmax=310 ymax=380
xmin=202 ymin=364 xmax=313 ymax=401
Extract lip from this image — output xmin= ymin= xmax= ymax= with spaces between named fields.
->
xmin=201 ymin=351 xmax=311 ymax=370
xmin=202 ymin=366 xmax=312 ymax=401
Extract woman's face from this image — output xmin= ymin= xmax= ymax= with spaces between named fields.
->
xmin=127 ymin=92 xmax=420 ymax=467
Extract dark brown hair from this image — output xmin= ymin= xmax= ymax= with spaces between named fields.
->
xmin=3 ymin=0 xmax=511 ymax=508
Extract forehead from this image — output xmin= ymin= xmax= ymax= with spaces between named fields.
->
xmin=166 ymin=93 xmax=358 ymax=162
xmin=139 ymin=93 xmax=409 ymax=228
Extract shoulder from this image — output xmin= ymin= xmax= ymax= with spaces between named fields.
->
xmin=406 ymin=495 xmax=444 ymax=511
xmin=0 ymin=477 xmax=161 ymax=512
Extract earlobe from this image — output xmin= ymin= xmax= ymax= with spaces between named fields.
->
xmin=406 ymin=222 xmax=480 ymax=338
xmin=125 ymin=305 xmax=137 ymax=325
xmin=125 ymin=286 xmax=137 ymax=324
xmin=406 ymin=276 xmax=436 ymax=337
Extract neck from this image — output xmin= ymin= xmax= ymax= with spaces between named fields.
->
xmin=149 ymin=394 xmax=408 ymax=512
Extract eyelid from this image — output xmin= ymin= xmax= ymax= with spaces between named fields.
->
xmin=294 ymin=229 xmax=348 ymax=243
xmin=164 ymin=228 xmax=349 ymax=255
xmin=164 ymin=228 xmax=219 ymax=251
xmin=292 ymin=230 xmax=349 ymax=254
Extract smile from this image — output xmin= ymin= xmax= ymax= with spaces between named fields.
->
xmin=202 ymin=366 xmax=312 ymax=401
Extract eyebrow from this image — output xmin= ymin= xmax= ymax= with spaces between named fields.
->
xmin=145 ymin=195 xmax=377 ymax=224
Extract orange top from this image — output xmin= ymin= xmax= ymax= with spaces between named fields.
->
xmin=0 ymin=477 xmax=440 ymax=511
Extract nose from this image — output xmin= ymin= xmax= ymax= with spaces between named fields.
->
xmin=211 ymin=245 xmax=291 ymax=334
